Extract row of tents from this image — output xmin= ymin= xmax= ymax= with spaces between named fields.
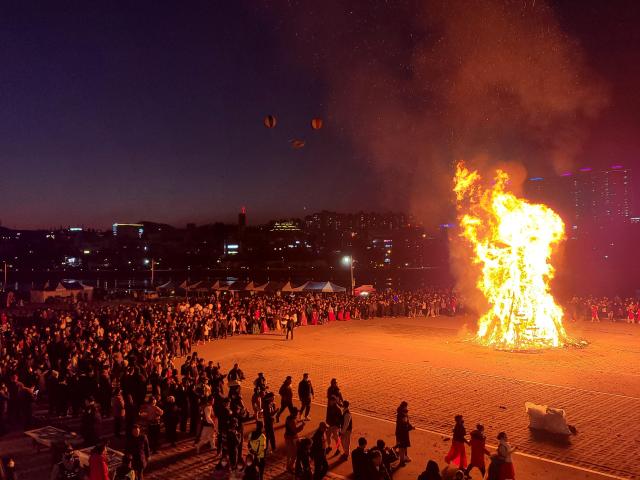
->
xmin=156 ymin=280 xmax=347 ymax=295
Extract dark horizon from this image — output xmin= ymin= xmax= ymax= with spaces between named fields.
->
xmin=2 ymin=0 xmax=639 ymax=229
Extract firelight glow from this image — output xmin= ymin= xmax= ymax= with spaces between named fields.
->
xmin=454 ymin=162 xmax=569 ymax=350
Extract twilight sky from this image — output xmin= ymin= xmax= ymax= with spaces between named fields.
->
xmin=1 ymin=0 xmax=638 ymax=229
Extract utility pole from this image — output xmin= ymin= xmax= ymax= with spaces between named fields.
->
xmin=150 ymin=259 xmax=156 ymax=287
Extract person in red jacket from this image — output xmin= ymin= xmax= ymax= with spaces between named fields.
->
xmin=464 ymin=424 xmax=491 ymax=478
xmin=88 ymin=443 xmax=109 ymax=480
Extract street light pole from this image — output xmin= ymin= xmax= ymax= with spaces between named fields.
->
xmin=350 ymin=258 xmax=354 ymax=295
xmin=150 ymin=259 xmax=155 ymax=287
xmin=2 ymin=262 xmax=6 ymax=292
xmin=342 ymin=255 xmax=355 ymax=295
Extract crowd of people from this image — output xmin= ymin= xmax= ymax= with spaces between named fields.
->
xmin=567 ymin=296 xmax=640 ymax=323
xmin=0 ymin=285 xmax=631 ymax=479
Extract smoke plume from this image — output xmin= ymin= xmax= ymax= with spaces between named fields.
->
xmin=264 ymin=0 xmax=608 ymax=223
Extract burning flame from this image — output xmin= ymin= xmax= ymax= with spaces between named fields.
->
xmin=454 ymin=162 xmax=568 ymax=350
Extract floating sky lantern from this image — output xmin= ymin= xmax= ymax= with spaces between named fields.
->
xmin=263 ymin=115 xmax=277 ymax=128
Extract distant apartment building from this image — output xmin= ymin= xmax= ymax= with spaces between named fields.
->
xmin=525 ymin=166 xmax=633 ymax=234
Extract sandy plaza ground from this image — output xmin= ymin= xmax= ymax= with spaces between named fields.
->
xmin=6 ymin=314 xmax=639 ymax=479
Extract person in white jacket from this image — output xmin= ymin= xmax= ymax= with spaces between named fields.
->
xmin=195 ymin=395 xmax=216 ymax=454
xmin=340 ymin=401 xmax=353 ymax=460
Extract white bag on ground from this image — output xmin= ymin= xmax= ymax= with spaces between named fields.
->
xmin=525 ymin=402 xmax=573 ymax=435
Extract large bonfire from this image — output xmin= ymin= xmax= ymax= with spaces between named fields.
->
xmin=454 ymin=162 xmax=569 ymax=350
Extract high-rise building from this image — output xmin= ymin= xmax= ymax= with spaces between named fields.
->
xmin=526 ymin=166 xmax=633 ymax=233
xmin=238 ymin=207 xmax=247 ymax=227
xmin=572 ymin=168 xmax=599 ymax=229
xmin=600 ymin=166 xmax=632 ymax=223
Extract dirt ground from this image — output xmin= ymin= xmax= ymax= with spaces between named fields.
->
xmin=194 ymin=315 xmax=639 ymax=479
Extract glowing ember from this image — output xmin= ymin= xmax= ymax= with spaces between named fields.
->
xmin=454 ymin=162 xmax=569 ymax=350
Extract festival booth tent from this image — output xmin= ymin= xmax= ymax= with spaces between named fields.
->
xmin=193 ymin=280 xmax=217 ymax=296
xmin=227 ymin=281 xmax=249 ymax=291
xmin=196 ymin=280 xmax=219 ymax=291
xmin=155 ymin=280 xmax=180 ymax=296
xmin=30 ymin=280 xmax=94 ymax=303
xmin=354 ymin=284 xmax=376 ymax=296
xmin=281 ymin=281 xmax=307 ymax=292
xmin=156 ymin=279 xmax=179 ymax=291
xmin=178 ymin=280 xmax=201 ymax=290
xmin=212 ymin=280 xmax=233 ymax=291
xmin=302 ymin=281 xmax=346 ymax=293
xmin=177 ymin=280 xmax=202 ymax=295
xmin=253 ymin=281 xmax=285 ymax=293
xmin=244 ymin=281 xmax=257 ymax=292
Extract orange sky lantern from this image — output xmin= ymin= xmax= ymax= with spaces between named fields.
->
xmin=263 ymin=115 xmax=277 ymax=128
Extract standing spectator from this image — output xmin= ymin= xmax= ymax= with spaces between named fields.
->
xmin=0 ymin=384 xmax=8 ymax=436
xmin=46 ymin=370 xmax=60 ymax=417
xmin=195 ymin=395 xmax=216 ymax=454
xmin=351 ymin=437 xmax=368 ymax=480
xmin=81 ymin=398 xmax=101 ymax=447
xmin=227 ymin=418 xmax=243 ymax=469
xmin=311 ymin=423 xmax=329 ymax=480
xmin=262 ymin=393 xmax=276 ymax=453
xmin=325 ymin=396 xmax=343 ymax=456
xmin=444 ymin=415 xmax=468 ymax=469
xmin=340 ymin=401 xmax=353 ymax=460
xmin=18 ymin=380 xmax=35 ymax=429
xmin=326 ymin=379 xmax=343 ymax=405
xmin=88 ymin=444 xmax=109 ymax=480
xmin=275 ymin=376 xmax=294 ymax=423
xmin=125 ymin=424 xmax=150 ymax=480
xmin=140 ymin=397 xmax=163 ymax=454
xmin=253 ymin=373 xmax=267 ymax=393
xmin=465 ymin=424 xmax=490 ymax=479
xmin=112 ymin=389 xmax=125 ymax=438
xmin=97 ymin=368 xmax=112 ymax=418
xmin=247 ymin=421 xmax=266 ymax=479
xmin=286 ymin=316 xmax=295 ymax=340
xmin=124 ymin=394 xmax=138 ymax=438
xmin=497 ymin=432 xmax=517 ymax=480
xmin=227 ymin=363 xmax=245 ymax=395
xmin=395 ymin=401 xmax=414 ymax=467
xmin=163 ymin=395 xmax=180 ymax=447
xmin=297 ymin=373 xmax=314 ymax=421
xmin=295 ymin=438 xmax=313 ymax=480
xmin=176 ymin=378 xmax=189 ymax=434
xmin=284 ymin=408 xmax=305 ymax=473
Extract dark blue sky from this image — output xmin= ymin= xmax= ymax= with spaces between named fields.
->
xmin=1 ymin=1 xmax=638 ymax=228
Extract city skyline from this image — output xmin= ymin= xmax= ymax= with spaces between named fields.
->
xmin=2 ymin=1 xmax=639 ymax=229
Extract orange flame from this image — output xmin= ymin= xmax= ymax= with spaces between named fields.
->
xmin=454 ymin=162 xmax=568 ymax=350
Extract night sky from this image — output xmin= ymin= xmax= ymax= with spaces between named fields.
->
xmin=1 ymin=1 xmax=639 ymax=229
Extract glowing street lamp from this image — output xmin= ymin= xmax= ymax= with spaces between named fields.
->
xmin=342 ymin=255 xmax=355 ymax=294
